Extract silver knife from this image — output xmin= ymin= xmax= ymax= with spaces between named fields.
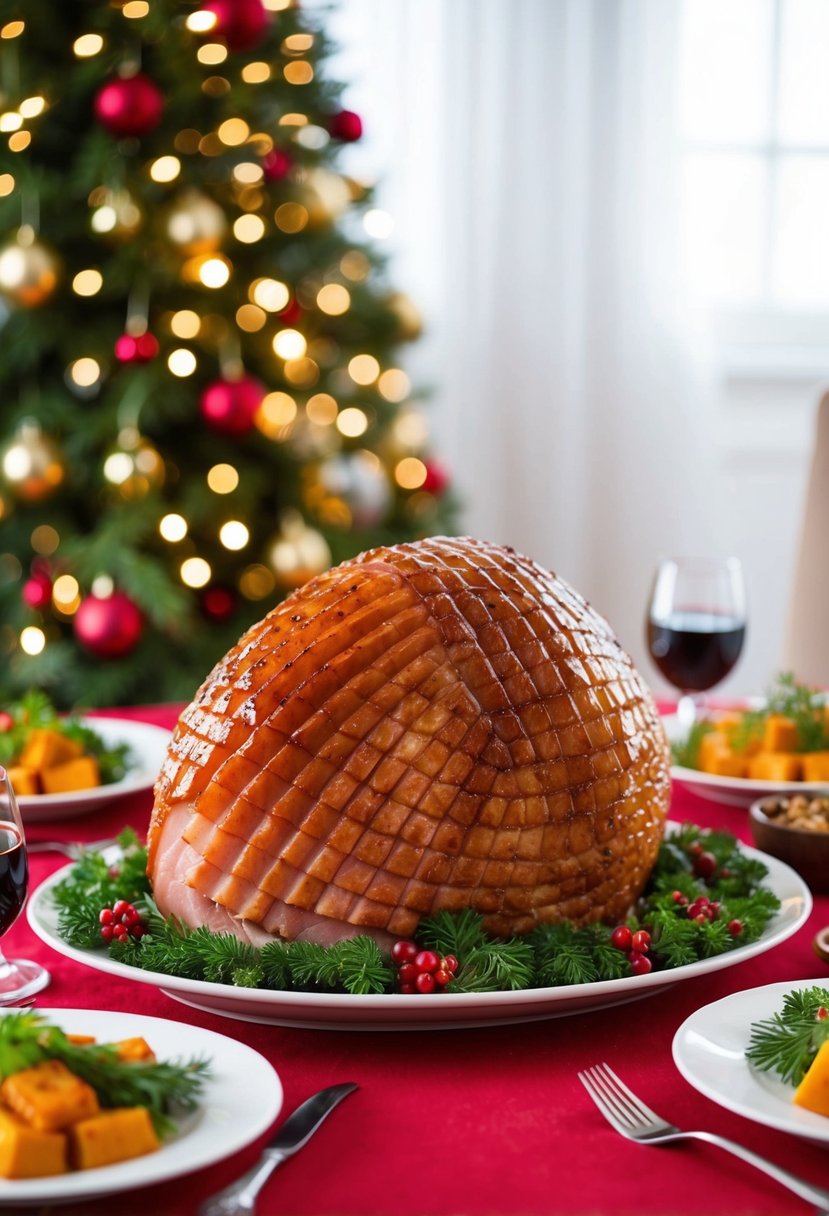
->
xmin=198 ymin=1081 xmax=358 ymax=1216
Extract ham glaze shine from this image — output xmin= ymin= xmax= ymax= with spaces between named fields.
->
xmin=147 ymin=536 xmax=671 ymax=947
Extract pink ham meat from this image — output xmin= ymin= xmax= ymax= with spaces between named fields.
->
xmin=147 ymin=536 xmax=671 ymax=946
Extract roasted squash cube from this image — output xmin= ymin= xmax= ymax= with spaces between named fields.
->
xmin=19 ymin=728 xmax=83 ymax=772
xmin=698 ymin=743 xmax=749 ymax=778
xmin=802 ymin=752 xmax=829 ymax=783
xmin=0 ymin=1060 xmax=99 ymax=1131
xmin=40 ymin=756 xmax=100 ymax=795
xmin=794 ymin=1039 xmax=829 ymax=1117
xmin=5 ymin=766 xmax=40 ymax=796
xmin=66 ymin=1035 xmax=97 ymax=1046
xmin=69 ymin=1107 xmax=160 ymax=1170
xmin=113 ymin=1037 xmax=156 ymax=1064
xmin=762 ymin=715 xmax=801 ymax=753
xmin=747 ymin=752 xmax=803 ymax=782
xmin=0 ymin=1108 xmax=66 ymax=1178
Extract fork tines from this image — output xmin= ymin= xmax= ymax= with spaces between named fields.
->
xmin=578 ymin=1062 xmax=665 ymax=1134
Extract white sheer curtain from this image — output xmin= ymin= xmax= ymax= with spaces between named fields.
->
xmin=325 ymin=0 xmax=720 ymax=676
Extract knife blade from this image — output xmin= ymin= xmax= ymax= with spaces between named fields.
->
xmin=198 ymin=1082 xmax=358 ymax=1216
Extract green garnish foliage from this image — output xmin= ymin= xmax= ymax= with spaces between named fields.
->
xmin=0 ymin=1011 xmax=209 ymax=1136
xmin=51 ymin=821 xmax=780 ymax=996
xmin=671 ymin=718 xmax=715 ymax=768
xmin=0 ymin=691 xmax=134 ymax=785
xmin=747 ymin=987 xmax=829 ymax=1086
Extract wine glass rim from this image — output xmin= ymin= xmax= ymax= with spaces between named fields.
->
xmin=658 ymin=555 xmax=743 ymax=570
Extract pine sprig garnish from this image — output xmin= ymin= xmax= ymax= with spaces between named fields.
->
xmin=51 ymin=823 xmax=780 ymax=997
xmin=747 ymin=988 xmax=829 ymax=1085
xmin=0 ymin=1012 xmax=209 ymax=1136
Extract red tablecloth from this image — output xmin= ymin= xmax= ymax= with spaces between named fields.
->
xmin=9 ymin=703 xmax=829 ymax=1216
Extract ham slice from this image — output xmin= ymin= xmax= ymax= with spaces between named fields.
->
xmin=148 ymin=536 xmax=671 ymax=945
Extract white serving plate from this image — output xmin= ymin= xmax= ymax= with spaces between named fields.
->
xmin=663 ymin=713 xmax=829 ymax=808
xmin=27 ymin=838 xmax=811 ymax=1032
xmin=17 ymin=718 xmax=170 ymax=822
xmin=0 ymin=1007 xmax=282 ymax=1205
xmin=673 ymin=980 xmax=829 ymax=1144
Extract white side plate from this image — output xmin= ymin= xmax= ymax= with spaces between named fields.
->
xmin=673 ymin=979 xmax=829 ymax=1143
xmin=0 ymin=1007 xmax=282 ymax=1204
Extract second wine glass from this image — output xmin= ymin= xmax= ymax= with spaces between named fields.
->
xmin=0 ymin=766 xmax=50 ymax=1001
xmin=646 ymin=556 xmax=747 ymax=727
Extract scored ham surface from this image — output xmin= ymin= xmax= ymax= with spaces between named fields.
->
xmin=148 ymin=536 xmax=671 ymax=946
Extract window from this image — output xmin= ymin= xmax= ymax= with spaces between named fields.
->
xmin=678 ymin=0 xmax=829 ymax=366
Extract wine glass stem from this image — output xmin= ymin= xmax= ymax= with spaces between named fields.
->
xmin=677 ymin=693 xmax=700 ymax=729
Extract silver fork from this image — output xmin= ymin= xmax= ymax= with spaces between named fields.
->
xmin=579 ymin=1062 xmax=829 ymax=1209
xmin=26 ymin=837 xmax=119 ymax=861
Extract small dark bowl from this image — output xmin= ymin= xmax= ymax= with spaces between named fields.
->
xmin=749 ymin=795 xmax=829 ymax=893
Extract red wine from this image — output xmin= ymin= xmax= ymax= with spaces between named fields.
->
xmin=647 ymin=611 xmax=746 ymax=692
xmin=0 ymin=823 xmax=27 ymax=936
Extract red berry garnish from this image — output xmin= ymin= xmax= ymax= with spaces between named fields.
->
xmin=610 ymin=925 xmax=633 ymax=951
xmin=671 ymin=890 xmax=688 ymax=905
xmin=631 ymin=930 xmax=651 ymax=953
xmin=728 ymin=919 xmax=743 ymax=937
xmin=414 ymin=950 xmax=440 ymax=974
xmin=415 ymin=972 xmax=436 ymax=994
xmin=124 ymin=907 xmax=142 ymax=925
xmin=398 ymin=963 xmax=418 ymax=985
xmin=0 ymin=712 xmax=12 ymax=733
xmin=100 ymin=924 xmax=114 ymax=942
xmin=628 ymin=950 xmax=653 ymax=975
xmin=399 ymin=983 xmax=417 ymax=995
xmin=112 ymin=900 xmax=131 ymax=918
xmin=98 ymin=908 xmax=114 ymax=925
xmin=434 ymin=969 xmax=452 ymax=987
xmin=687 ymin=898 xmax=710 ymax=921
xmin=707 ymin=901 xmax=720 ymax=920
xmin=441 ymin=954 xmax=458 ymax=974
xmin=391 ymin=939 xmax=418 ymax=965
xmin=817 ymin=1007 xmax=828 ymax=1020
xmin=130 ymin=925 xmax=145 ymax=939
xmin=693 ymin=851 xmax=718 ymax=880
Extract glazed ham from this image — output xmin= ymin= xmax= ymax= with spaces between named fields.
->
xmin=148 ymin=536 xmax=671 ymax=946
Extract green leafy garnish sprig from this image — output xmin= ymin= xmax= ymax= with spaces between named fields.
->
xmin=0 ymin=1011 xmax=209 ymax=1136
xmin=52 ymin=823 xmax=780 ymax=996
xmin=746 ymin=987 xmax=829 ymax=1086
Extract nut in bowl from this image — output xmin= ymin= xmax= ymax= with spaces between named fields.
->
xmin=749 ymin=793 xmax=829 ymax=893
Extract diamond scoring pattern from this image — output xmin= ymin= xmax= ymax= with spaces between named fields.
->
xmin=149 ymin=537 xmax=671 ymax=938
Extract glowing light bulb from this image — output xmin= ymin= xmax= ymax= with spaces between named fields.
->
xmin=170 ymin=310 xmax=201 ymax=339
xmin=316 ymin=284 xmax=350 ymax=315
xmin=149 ymin=156 xmax=181 ymax=183
xmin=207 ymin=463 xmax=239 ymax=493
xmin=20 ymin=626 xmax=45 ymax=655
xmin=348 ymin=354 xmax=380 ymax=385
xmin=168 ymin=348 xmax=197 ymax=377
xmin=336 ymin=407 xmax=369 ymax=438
xmin=72 ymin=269 xmax=103 ymax=296
xmin=395 ymin=457 xmax=427 ymax=489
xmin=159 ymin=513 xmax=188 ymax=542
xmin=272 ymin=328 xmax=306 ymax=360
xmin=251 ymin=278 xmax=289 ymax=312
xmin=180 ymin=557 xmax=211 ymax=588
xmin=73 ymin=33 xmax=104 ymax=57
xmin=219 ymin=520 xmax=250 ymax=550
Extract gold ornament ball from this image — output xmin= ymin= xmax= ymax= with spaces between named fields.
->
xmin=1 ymin=420 xmax=64 ymax=502
xmin=299 ymin=168 xmax=352 ymax=228
xmin=89 ymin=187 xmax=144 ymax=241
xmin=0 ymin=230 xmax=59 ymax=308
xmin=103 ymin=429 xmax=165 ymax=500
xmin=166 ymin=188 xmax=227 ymax=254
xmin=268 ymin=511 xmax=332 ymax=589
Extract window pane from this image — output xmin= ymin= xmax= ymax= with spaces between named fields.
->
xmin=679 ymin=0 xmax=774 ymax=145
xmin=772 ymin=157 xmax=829 ymax=305
xmin=778 ymin=0 xmax=829 ymax=144
xmin=680 ymin=154 xmax=768 ymax=305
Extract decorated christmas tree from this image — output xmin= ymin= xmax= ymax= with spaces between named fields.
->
xmin=0 ymin=0 xmax=454 ymax=708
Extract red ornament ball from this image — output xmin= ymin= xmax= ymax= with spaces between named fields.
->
xmin=94 ymin=74 xmax=164 ymax=139
xmin=203 ymin=0 xmax=268 ymax=51
xmin=74 ymin=592 xmax=143 ymax=659
xmin=114 ymin=332 xmax=159 ymax=363
xmin=200 ymin=375 xmax=266 ymax=436
xmin=262 ymin=148 xmax=292 ymax=183
xmin=422 ymin=459 xmax=451 ymax=496
xmin=328 ymin=109 xmax=363 ymax=142
xmin=22 ymin=572 xmax=52 ymax=610
xmin=199 ymin=585 xmax=237 ymax=622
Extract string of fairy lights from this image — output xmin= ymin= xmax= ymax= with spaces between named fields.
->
xmin=0 ymin=2 xmax=449 ymax=666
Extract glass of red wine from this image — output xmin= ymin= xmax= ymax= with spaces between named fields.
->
xmin=0 ymin=767 xmax=50 ymax=1000
xmin=647 ymin=556 xmax=747 ymax=728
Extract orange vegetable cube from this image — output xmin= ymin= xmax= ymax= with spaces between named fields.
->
xmin=794 ymin=1040 xmax=829 ymax=1117
xmin=40 ymin=756 xmax=100 ymax=795
xmin=5 ymin=766 xmax=40 ymax=796
xmin=19 ymin=729 xmax=83 ymax=772
xmin=0 ymin=1108 xmax=66 ymax=1179
xmin=69 ymin=1107 xmax=159 ymax=1170
xmin=113 ymin=1038 xmax=156 ymax=1064
xmin=802 ymin=752 xmax=829 ymax=782
xmin=65 ymin=1035 xmax=97 ymax=1047
xmin=762 ymin=715 xmax=801 ymax=753
xmin=698 ymin=743 xmax=749 ymax=778
xmin=0 ymin=1061 xmax=99 ymax=1132
xmin=747 ymin=752 xmax=803 ymax=782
